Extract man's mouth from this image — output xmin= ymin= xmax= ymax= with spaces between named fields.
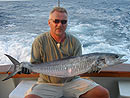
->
xmin=56 ymin=28 xmax=62 ymax=31
xmin=56 ymin=28 xmax=62 ymax=30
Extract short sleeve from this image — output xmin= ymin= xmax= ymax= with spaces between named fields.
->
xmin=73 ymin=39 xmax=82 ymax=56
xmin=30 ymin=38 xmax=43 ymax=64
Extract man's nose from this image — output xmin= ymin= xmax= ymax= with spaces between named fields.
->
xmin=57 ymin=22 xmax=63 ymax=27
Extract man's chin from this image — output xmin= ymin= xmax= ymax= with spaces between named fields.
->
xmin=56 ymin=33 xmax=62 ymax=36
xmin=55 ymin=32 xmax=63 ymax=36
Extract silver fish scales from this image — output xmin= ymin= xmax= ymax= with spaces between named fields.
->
xmin=2 ymin=52 xmax=127 ymax=81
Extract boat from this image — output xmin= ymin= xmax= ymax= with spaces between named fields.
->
xmin=0 ymin=64 xmax=130 ymax=98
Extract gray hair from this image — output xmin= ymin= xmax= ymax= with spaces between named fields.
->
xmin=50 ymin=7 xmax=68 ymax=15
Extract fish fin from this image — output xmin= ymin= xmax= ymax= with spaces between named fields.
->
xmin=6 ymin=65 xmax=12 ymax=73
xmin=2 ymin=54 xmax=21 ymax=81
xmin=4 ymin=54 xmax=20 ymax=66
xmin=2 ymin=70 xmax=19 ymax=81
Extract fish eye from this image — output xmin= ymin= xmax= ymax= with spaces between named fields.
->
xmin=115 ymin=55 xmax=119 ymax=58
xmin=100 ymin=58 xmax=105 ymax=61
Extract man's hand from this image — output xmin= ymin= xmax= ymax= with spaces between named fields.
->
xmin=18 ymin=67 xmax=31 ymax=74
xmin=87 ymin=66 xmax=101 ymax=73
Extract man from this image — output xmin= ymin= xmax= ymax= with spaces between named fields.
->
xmin=25 ymin=7 xmax=110 ymax=98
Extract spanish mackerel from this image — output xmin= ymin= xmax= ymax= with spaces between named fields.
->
xmin=2 ymin=53 xmax=127 ymax=81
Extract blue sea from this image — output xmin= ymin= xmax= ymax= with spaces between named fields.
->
xmin=0 ymin=0 xmax=130 ymax=64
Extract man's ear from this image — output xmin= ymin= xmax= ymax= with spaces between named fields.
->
xmin=48 ymin=20 xmax=51 ymax=27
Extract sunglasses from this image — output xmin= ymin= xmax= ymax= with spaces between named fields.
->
xmin=51 ymin=19 xmax=67 ymax=24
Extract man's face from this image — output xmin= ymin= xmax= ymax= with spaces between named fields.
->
xmin=48 ymin=11 xmax=68 ymax=36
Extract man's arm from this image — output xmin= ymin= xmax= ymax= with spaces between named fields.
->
xmin=30 ymin=38 xmax=43 ymax=64
xmin=73 ymin=39 xmax=82 ymax=57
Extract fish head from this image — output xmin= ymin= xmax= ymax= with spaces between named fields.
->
xmin=97 ymin=53 xmax=127 ymax=67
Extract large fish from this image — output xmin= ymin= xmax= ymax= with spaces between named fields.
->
xmin=2 ymin=53 xmax=127 ymax=81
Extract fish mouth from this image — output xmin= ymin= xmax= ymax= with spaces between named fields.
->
xmin=118 ymin=59 xmax=128 ymax=63
xmin=116 ymin=54 xmax=128 ymax=64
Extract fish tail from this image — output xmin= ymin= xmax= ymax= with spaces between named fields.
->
xmin=2 ymin=54 xmax=21 ymax=81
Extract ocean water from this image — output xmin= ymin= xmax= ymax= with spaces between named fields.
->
xmin=0 ymin=0 xmax=130 ymax=64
